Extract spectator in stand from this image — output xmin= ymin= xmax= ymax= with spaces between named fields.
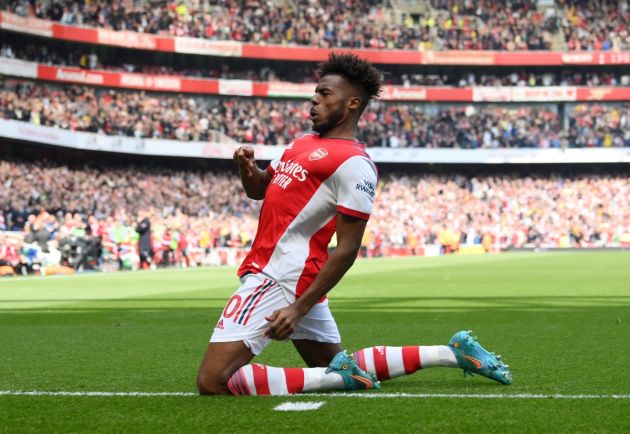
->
xmin=11 ymin=0 xmax=629 ymax=50
xmin=0 ymin=233 xmax=22 ymax=273
xmin=160 ymin=228 xmax=175 ymax=267
xmin=177 ymin=223 xmax=190 ymax=268
xmin=24 ymin=218 xmax=50 ymax=252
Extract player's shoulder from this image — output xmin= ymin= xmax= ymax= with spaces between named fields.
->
xmin=336 ymin=140 xmax=375 ymax=170
xmin=330 ymin=146 xmax=377 ymax=186
xmin=339 ymin=152 xmax=377 ymax=177
xmin=321 ymin=138 xmax=376 ymax=176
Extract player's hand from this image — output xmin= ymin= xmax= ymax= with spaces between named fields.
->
xmin=264 ymin=306 xmax=303 ymax=341
xmin=233 ymin=146 xmax=255 ymax=177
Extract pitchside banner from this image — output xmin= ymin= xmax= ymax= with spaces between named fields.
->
xmin=2 ymin=119 xmax=630 ymax=164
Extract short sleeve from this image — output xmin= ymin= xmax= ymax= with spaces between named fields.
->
xmin=266 ymin=158 xmax=280 ymax=175
xmin=335 ymin=156 xmax=378 ymax=221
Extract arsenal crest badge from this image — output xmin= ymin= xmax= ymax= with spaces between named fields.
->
xmin=308 ymin=148 xmax=328 ymax=161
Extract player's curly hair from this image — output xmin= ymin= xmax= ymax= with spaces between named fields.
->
xmin=316 ymin=53 xmax=383 ymax=113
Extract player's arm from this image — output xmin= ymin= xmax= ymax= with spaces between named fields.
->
xmin=264 ymin=213 xmax=367 ymax=340
xmin=233 ymin=145 xmax=273 ymax=200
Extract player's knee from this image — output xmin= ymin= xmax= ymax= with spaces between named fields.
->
xmin=196 ymin=372 xmax=230 ymax=395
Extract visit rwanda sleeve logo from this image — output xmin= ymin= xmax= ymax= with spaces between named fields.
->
xmin=356 ymin=180 xmax=375 ymax=198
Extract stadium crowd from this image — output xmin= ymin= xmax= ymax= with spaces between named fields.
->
xmin=567 ymin=103 xmax=630 ymax=148
xmin=0 ymin=158 xmax=260 ymax=274
xmin=429 ymin=0 xmax=556 ymax=50
xmin=1 ymin=157 xmax=629 ymax=275
xmin=560 ymin=0 xmax=630 ymax=51
xmin=3 ymin=0 xmax=628 ymax=51
xmin=431 ymin=0 xmax=628 ymax=51
xmin=2 ymin=41 xmax=630 ymax=87
xmin=371 ymin=172 xmax=630 ymax=253
xmin=2 ymin=80 xmax=629 ymax=148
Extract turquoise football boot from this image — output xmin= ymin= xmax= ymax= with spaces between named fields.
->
xmin=449 ymin=330 xmax=513 ymax=385
xmin=326 ymin=351 xmax=381 ymax=390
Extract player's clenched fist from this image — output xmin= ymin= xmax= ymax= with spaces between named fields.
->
xmin=264 ymin=306 xmax=303 ymax=341
xmin=233 ymin=146 xmax=255 ymax=177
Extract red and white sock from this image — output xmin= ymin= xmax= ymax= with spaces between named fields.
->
xmin=227 ymin=363 xmax=344 ymax=396
xmin=353 ymin=345 xmax=457 ymax=381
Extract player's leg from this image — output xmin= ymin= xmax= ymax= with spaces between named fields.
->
xmin=286 ymin=301 xmax=455 ymax=380
xmin=197 ymin=340 xmax=349 ymax=396
xmin=352 ymin=331 xmax=512 ymax=385
xmin=289 ymin=305 xmax=458 ymax=382
xmin=292 ymin=339 xmax=342 ymax=367
xmin=197 ymin=273 xmax=274 ymax=395
xmin=226 ymin=350 xmax=378 ymax=395
xmin=352 ymin=344 xmax=458 ymax=381
xmin=287 ymin=304 xmax=509 ymax=389
xmin=288 ymin=298 xmax=347 ymax=369
xmin=196 ymin=341 xmax=254 ymax=395
xmin=200 ymin=274 xmax=378 ymax=396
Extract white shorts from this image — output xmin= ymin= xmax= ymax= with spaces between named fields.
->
xmin=210 ymin=273 xmax=341 ymax=355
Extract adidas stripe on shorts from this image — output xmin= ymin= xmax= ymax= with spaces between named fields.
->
xmin=210 ymin=272 xmax=341 ymax=355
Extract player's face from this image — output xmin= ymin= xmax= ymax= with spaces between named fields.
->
xmin=309 ymin=74 xmax=353 ymax=135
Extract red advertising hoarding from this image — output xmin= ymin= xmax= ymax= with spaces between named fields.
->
xmin=26 ymin=63 xmax=629 ymax=102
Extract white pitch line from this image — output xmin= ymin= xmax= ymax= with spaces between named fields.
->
xmin=274 ymin=402 xmax=325 ymax=411
xmin=0 ymin=391 xmax=197 ymax=397
xmin=314 ymin=392 xmax=630 ymax=399
xmin=1 ymin=391 xmax=630 ymax=399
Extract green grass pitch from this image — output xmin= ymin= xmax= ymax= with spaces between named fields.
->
xmin=1 ymin=252 xmax=629 ymax=433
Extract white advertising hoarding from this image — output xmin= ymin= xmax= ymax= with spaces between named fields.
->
xmin=2 ymin=120 xmax=630 ymax=164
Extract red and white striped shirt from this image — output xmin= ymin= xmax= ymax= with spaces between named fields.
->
xmin=238 ymin=134 xmax=378 ymax=301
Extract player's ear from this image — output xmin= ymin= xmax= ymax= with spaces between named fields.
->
xmin=348 ymin=96 xmax=362 ymax=111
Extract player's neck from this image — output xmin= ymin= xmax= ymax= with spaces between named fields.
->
xmin=319 ymin=123 xmax=358 ymax=142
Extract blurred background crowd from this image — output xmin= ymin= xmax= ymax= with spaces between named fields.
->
xmin=2 ymin=157 xmax=629 ymax=275
xmin=4 ymin=0 xmax=629 ymax=51
xmin=1 ymin=80 xmax=628 ymax=148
